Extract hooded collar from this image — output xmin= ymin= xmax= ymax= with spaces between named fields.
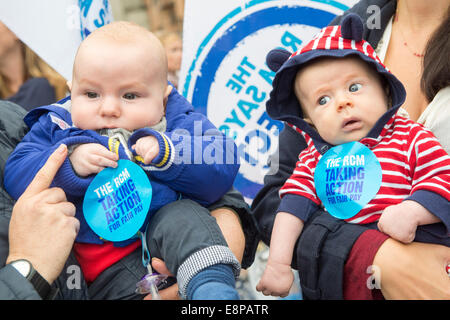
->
xmin=287 ymin=111 xmax=399 ymax=155
xmin=265 ymin=14 xmax=406 ymax=154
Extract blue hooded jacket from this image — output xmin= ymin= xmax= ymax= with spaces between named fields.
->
xmin=4 ymin=88 xmax=240 ymax=246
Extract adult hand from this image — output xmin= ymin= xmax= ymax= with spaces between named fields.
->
xmin=6 ymin=144 xmax=79 ymax=284
xmin=373 ymin=239 xmax=450 ymax=299
xmin=143 ymin=258 xmax=179 ymax=300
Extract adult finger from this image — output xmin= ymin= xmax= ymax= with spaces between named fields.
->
xmin=143 ymin=282 xmax=180 ymax=300
xmin=52 ymin=201 xmax=77 ymax=217
xmin=36 ymin=187 xmax=67 ymax=204
xmin=68 ymin=216 xmax=80 ymax=235
xmin=23 ymin=144 xmax=68 ymax=196
xmin=151 ymin=257 xmax=175 ymax=277
xmin=255 ymin=282 xmax=265 ymax=293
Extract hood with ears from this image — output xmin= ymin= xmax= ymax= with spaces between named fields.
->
xmin=265 ymin=13 xmax=406 ymax=150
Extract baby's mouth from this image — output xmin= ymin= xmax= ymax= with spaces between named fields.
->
xmin=342 ymin=117 xmax=363 ymax=132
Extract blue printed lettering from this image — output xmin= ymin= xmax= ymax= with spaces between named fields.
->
xmin=245 ymin=85 xmax=266 ymax=103
xmin=281 ymin=31 xmax=302 ymax=52
xmin=237 ymin=99 xmax=259 ymax=120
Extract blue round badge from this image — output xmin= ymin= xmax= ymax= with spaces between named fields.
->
xmin=314 ymin=142 xmax=382 ymax=220
xmin=83 ymin=160 xmax=152 ymax=242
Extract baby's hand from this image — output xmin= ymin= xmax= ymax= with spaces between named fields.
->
xmin=132 ymin=136 xmax=160 ymax=165
xmin=69 ymin=143 xmax=118 ymax=177
xmin=256 ymin=260 xmax=294 ymax=297
xmin=378 ymin=201 xmax=421 ymax=243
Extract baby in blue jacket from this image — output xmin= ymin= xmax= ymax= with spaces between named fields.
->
xmin=4 ymin=21 xmax=241 ymax=299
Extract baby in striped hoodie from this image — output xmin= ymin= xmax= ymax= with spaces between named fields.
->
xmin=256 ymin=14 xmax=450 ymax=297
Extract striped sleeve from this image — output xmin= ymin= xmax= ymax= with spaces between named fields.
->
xmin=279 ymin=149 xmax=321 ymax=205
xmin=406 ymin=124 xmax=450 ymax=229
xmin=277 ymin=147 xmax=322 ymax=221
xmin=408 ymin=125 xmax=450 ymax=199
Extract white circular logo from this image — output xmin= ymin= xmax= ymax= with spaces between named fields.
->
xmin=182 ymin=0 xmax=350 ymax=200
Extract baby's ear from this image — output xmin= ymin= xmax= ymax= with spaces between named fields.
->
xmin=164 ymin=84 xmax=173 ymax=99
xmin=66 ymin=80 xmax=72 ymax=92
xmin=163 ymin=84 xmax=173 ymax=112
xmin=266 ymin=48 xmax=292 ymax=72
xmin=340 ymin=13 xmax=364 ymax=42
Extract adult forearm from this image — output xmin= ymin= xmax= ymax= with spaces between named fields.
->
xmin=373 ymin=240 xmax=450 ymax=299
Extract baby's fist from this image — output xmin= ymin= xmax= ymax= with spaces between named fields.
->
xmin=378 ymin=202 xmax=419 ymax=243
xmin=132 ymin=136 xmax=160 ymax=164
xmin=256 ymin=260 xmax=293 ymax=297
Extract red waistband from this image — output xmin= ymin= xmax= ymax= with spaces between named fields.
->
xmin=73 ymin=240 xmax=141 ymax=284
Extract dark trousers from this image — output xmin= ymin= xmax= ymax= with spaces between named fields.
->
xmin=55 ymin=198 xmax=240 ymax=299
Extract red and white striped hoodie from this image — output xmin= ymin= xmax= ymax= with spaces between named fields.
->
xmin=266 ymin=14 xmax=450 ymax=235
xmin=279 ymin=115 xmax=450 ymax=225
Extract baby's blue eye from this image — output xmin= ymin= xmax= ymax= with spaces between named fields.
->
xmin=123 ymin=93 xmax=138 ymax=100
xmin=318 ymin=96 xmax=330 ymax=105
xmin=349 ymin=83 xmax=362 ymax=92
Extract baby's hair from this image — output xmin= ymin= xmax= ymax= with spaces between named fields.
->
xmin=73 ymin=21 xmax=168 ymax=80
xmin=88 ymin=21 xmax=159 ymax=44
xmin=421 ymin=7 xmax=450 ymax=103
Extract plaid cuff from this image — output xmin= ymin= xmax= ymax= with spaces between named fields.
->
xmin=177 ymin=245 xmax=241 ymax=299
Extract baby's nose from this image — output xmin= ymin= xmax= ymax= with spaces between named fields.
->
xmin=100 ymin=98 xmax=121 ymax=117
xmin=337 ymin=94 xmax=353 ymax=111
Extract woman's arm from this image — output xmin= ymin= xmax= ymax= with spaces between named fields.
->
xmin=209 ymin=187 xmax=259 ymax=269
xmin=373 ymin=239 xmax=450 ymax=299
xmin=343 ymin=227 xmax=450 ymax=300
xmin=211 ymin=207 xmax=245 ymax=264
